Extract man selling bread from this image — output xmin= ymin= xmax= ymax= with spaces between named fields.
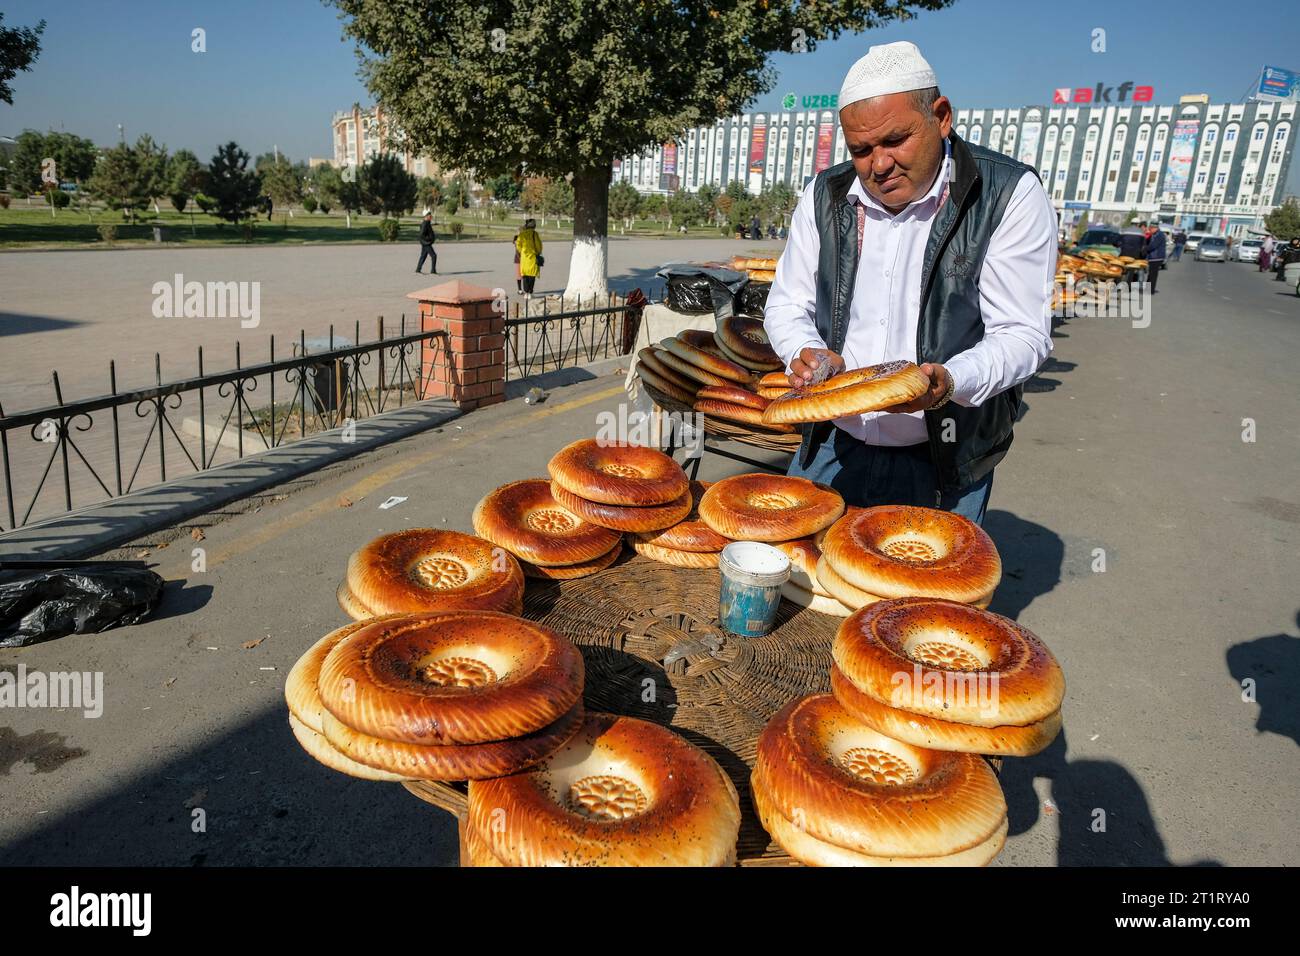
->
xmin=764 ymin=41 xmax=1056 ymax=525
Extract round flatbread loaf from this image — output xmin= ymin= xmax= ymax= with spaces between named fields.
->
xmin=753 ymin=694 xmax=1007 ymax=861
xmin=337 ymin=530 xmax=525 ymax=621
xmin=698 ymin=474 xmax=844 ymax=542
xmin=468 ymin=712 xmax=741 ymax=866
xmin=819 ymin=505 xmax=1001 ymax=604
xmin=832 ymin=597 xmax=1065 ymax=728
xmin=550 ymin=480 xmax=692 ymax=533
xmin=317 ymin=610 xmax=584 ymax=745
xmin=634 ymin=480 xmax=729 ymax=553
xmin=474 ymin=479 xmax=621 ymax=566
xmin=549 ymin=438 xmax=688 ymax=506
xmin=762 ymin=360 xmax=930 ymax=425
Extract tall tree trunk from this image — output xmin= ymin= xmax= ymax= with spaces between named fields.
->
xmin=565 ymin=163 xmax=611 ymax=300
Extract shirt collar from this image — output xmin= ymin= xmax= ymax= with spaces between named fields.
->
xmin=849 ymin=136 xmax=951 ymax=217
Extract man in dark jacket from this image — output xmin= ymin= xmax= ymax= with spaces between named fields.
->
xmin=416 ymin=210 xmax=437 ymax=274
xmin=1144 ymin=226 xmax=1166 ymax=293
xmin=763 ymin=41 xmax=1056 ymax=525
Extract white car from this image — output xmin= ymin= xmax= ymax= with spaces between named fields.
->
xmin=1232 ymin=239 xmax=1262 ymax=263
xmin=1196 ymin=237 xmax=1227 ymax=262
xmin=1183 ymin=232 xmax=1210 ymax=253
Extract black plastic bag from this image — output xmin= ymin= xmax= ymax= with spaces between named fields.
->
xmin=0 ymin=567 xmax=165 ymax=648
xmin=738 ymin=281 xmax=770 ymax=318
xmin=665 ymin=275 xmax=716 ymax=313
xmin=658 ymin=265 xmax=748 ymax=316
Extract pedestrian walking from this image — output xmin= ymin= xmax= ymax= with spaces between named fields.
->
xmin=1143 ymin=225 xmax=1166 ymax=294
xmin=1171 ymin=229 xmax=1186 ymax=262
xmin=515 ymin=218 xmax=543 ymax=298
xmin=415 ymin=210 xmax=438 ymax=275
xmin=765 ymin=40 xmax=1056 ymax=525
xmin=1260 ymin=235 xmax=1274 ymax=272
xmin=512 ymin=227 xmax=523 ymax=293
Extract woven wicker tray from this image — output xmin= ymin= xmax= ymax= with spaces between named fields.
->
xmin=406 ymin=552 xmax=835 ymax=865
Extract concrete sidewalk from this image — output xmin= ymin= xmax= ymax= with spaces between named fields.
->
xmin=1 ymin=257 xmax=1297 ymax=866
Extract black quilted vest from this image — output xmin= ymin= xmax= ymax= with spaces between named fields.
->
xmin=800 ymin=134 xmax=1033 ymax=496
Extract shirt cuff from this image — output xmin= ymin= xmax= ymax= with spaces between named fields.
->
xmin=944 ymin=356 xmax=981 ymax=407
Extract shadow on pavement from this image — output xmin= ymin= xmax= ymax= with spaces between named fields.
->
xmin=984 ymin=509 xmax=1064 ymax=622
xmin=0 ymin=704 xmax=457 ymax=866
xmin=1224 ymin=612 xmax=1300 ymax=747
xmin=1002 ymin=730 xmax=1221 ymax=866
xmin=0 ymin=313 xmax=85 ymax=338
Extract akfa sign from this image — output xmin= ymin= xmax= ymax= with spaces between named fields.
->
xmin=1053 ymin=83 xmax=1154 ymax=104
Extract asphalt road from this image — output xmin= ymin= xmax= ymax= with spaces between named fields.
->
xmin=0 ymin=253 xmax=1297 ymax=866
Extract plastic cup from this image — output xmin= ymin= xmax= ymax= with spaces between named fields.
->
xmin=718 ymin=541 xmax=791 ymax=638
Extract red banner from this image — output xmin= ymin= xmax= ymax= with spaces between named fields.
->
xmin=815 ymin=111 xmax=834 ymax=173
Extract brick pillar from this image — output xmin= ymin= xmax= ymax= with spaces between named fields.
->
xmin=407 ymin=280 xmax=506 ymax=410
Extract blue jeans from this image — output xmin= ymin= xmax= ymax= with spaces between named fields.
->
xmin=786 ymin=427 xmax=994 ymax=525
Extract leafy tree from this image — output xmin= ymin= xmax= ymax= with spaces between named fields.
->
xmin=44 ymin=186 xmax=70 ymax=209
xmin=484 ymin=173 xmax=520 ymax=205
xmin=1264 ymin=199 xmax=1300 ymax=241
xmin=667 ymin=188 xmax=703 ymax=229
xmin=205 ymin=142 xmax=263 ymax=224
xmin=696 ymin=183 xmax=722 ymax=226
xmin=441 ymin=173 xmax=471 ymax=215
xmin=86 ymin=136 xmax=163 ymax=221
xmin=261 ymin=155 xmax=304 ymax=218
xmin=542 ymin=177 xmax=574 ymax=225
xmin=521 ymin=176 xmax=547 ymax=215
xmin=311 ymin=163 xmax=343 ymax=214
xmin=9 ymin=130 xmax=48 ymax=193
xmin=166 ymin=149 xmax=203 ymax=213
xmin=417 ymin=175 xmax=443 ymax=211
xmin=359 ymin=153 xmax=417 ymax=216
xmin=0 ymin=13 xmax=43 ymax=105
xmin=303 ymin=195 xmax=318 ymax=213
xmin=763 ymin=181 xmax=796 ymax=227
xmin=608 ymin=181 xmax=640 ymax=231
xmin=133 ymin=135 xmax=169 ymax=214
xmin=1121 ymin=208 xmax=1139 ymax=227
xmin=330 ymin=0 xmax=952 ymax=297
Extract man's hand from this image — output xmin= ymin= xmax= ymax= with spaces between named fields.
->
xmin=882 ymin=362 xmax=952 ymax=413
xmin=788 ymin=348 xmax=845 ymax=388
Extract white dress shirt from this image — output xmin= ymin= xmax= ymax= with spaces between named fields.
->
xmin=764 ymin=139 xmax=1058 ymax=446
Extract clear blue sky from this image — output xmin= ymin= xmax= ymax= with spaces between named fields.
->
xmin=4 ymin=0 xmax=1299 ymax=183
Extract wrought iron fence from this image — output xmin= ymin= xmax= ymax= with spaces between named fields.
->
xmin=0 ymin=318 xmax=444 ymax=532
xmin=504 ymin=288 xmax=659 ymax=381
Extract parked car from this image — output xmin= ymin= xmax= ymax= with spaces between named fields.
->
xmin=1232 ymin=238 xmax=1263 ymax=263
xmin=1196 ymin=236 xmax=1227 ymax=262
xmin=1183 ymin=232 xmax=1211 ymax=253
xmin=1071 ymin=228 xmax=1122 ymax=255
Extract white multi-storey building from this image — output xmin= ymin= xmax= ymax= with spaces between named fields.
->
xmin=614 ymin=96 xmax=1297 ymax=237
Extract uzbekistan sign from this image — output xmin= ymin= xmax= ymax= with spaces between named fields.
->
xmin=783 ymin=92 xmax=838 ymax=110
xmin=1053 ymin=83 xmax=1154 ymax=104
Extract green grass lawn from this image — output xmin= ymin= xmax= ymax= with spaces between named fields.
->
xmin=0 ymin=202 xmax=742 ymax=250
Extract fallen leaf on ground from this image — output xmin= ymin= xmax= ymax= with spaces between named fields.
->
xmin=241 ymin=637 xmax=266 ymax=650
xmin=191 ymin=528 xmax=205 ymax=541
xmin=337 ymin=496 xmax=353 ymax=508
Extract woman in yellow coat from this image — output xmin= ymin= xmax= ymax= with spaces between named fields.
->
xmin=515 ymin=218 xmax=543 ymax=298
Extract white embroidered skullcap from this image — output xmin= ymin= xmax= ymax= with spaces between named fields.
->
xmin=839 ymin=41 xmax=938 ymax=110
